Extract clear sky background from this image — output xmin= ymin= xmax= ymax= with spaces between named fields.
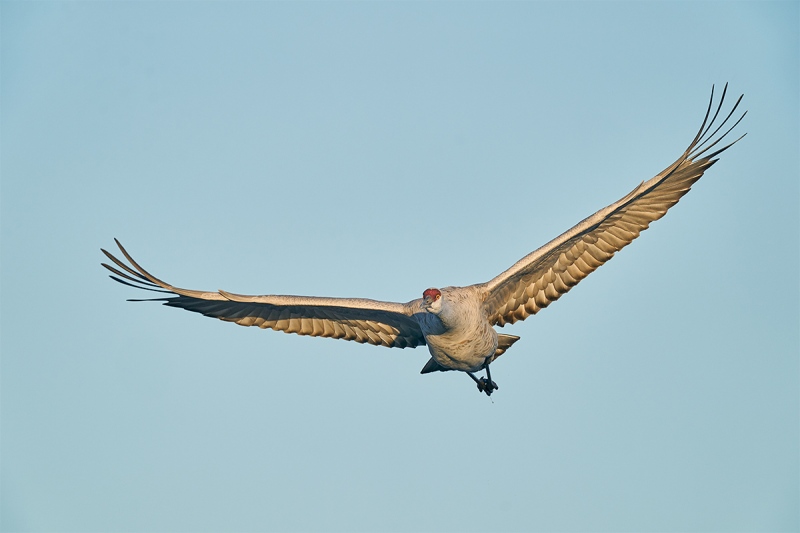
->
xmin=2 ymin=2 xmax=798 ymax=532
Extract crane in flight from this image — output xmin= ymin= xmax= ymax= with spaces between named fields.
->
xmin=102 ymin=85 xmax=745 ymax=396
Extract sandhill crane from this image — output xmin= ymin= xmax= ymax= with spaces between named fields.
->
xmin=102 ymin=85 xmax=745 ymax=396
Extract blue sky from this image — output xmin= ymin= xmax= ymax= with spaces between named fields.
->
xmin=2 ymin=2 xmax=798 ymax=531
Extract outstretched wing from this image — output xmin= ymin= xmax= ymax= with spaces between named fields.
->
xmin=480 ymin=84 xmax=746 ymax=326
xmin=102 ymin=239 xmax=426 ymax=348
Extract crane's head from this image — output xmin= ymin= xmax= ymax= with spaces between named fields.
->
xmin=423 ymin=287 xmax=442 ymax=313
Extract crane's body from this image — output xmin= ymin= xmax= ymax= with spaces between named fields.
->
xmin=102 ymin=86 xmax=745 ymax=396
xmin=419 ymin=286 xmax=500 ymax=373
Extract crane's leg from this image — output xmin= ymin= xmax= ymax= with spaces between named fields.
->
xmin=483 ymin=363 xmax=499 ymax=395
xmin=467 ymin=364 xmax=498 ymax=396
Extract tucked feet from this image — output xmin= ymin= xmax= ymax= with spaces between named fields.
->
xmin=476 ymin=377 xmax=499 ymax=396
xmin=468 ymin=371 xmax=499 ymax=396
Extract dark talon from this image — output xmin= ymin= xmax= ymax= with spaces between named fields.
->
xmin=477 ymin=377 xmax=498 ymax=396
xmin=468 ymin=370 xmax=498 ymax=396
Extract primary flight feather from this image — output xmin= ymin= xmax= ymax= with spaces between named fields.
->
xmin=102 ymin=85 xmax=745 ymax=396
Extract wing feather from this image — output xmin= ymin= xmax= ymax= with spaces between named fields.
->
xmin=480 ymin=84 xmax=746 ymax=326
xmin=102 ymin=239 xmax=426 ymax=349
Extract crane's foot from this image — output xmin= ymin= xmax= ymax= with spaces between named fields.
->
xmin=476 ymin=377 xmax=499 ymax=396
xmin=467 ymin=371 xmax=499 ymax=396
